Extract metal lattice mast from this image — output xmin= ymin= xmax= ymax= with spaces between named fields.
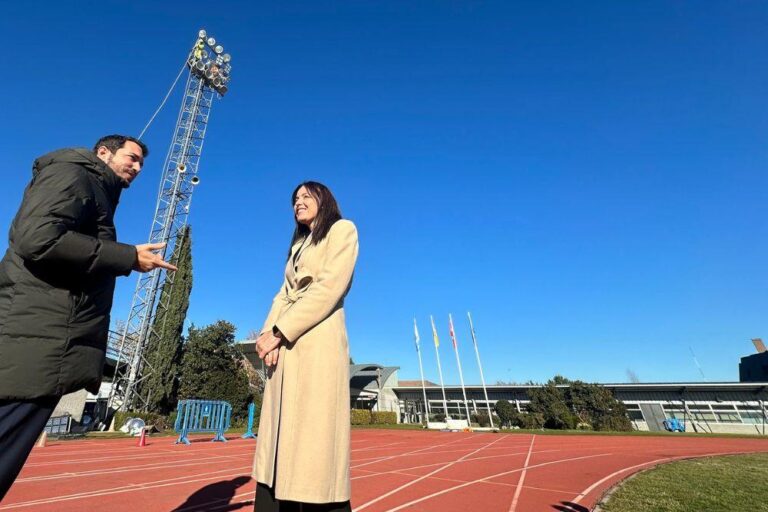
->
xmin=106 ymin=30 xmax=232 ymax=414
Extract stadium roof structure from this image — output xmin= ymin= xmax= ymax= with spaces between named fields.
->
xmin=350 ymin=364 xmax=400 ymax=400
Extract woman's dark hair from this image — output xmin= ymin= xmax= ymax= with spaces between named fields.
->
xmin=288 ymin=181 xmax=342 ymax=257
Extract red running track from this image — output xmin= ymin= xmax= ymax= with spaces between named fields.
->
xmin=1 ymin=430 xmax=767 ymax=511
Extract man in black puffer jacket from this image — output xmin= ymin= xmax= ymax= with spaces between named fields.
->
xmin=0 ymin=135 xmax=177 ymax=501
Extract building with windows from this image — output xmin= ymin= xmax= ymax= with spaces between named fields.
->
xmin=234 ymin=342 xmax=767 ymax=435
xmin=392 ymin=381 xmax=768 ymax=435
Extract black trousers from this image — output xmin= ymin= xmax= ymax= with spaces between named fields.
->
xmin=254 ymin=483 xmax=351 ymax=512
xmin=0 ymin=397 xmax=60 ymax=502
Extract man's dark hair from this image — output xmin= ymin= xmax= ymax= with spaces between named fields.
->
xmin=287 ymin=181 xmax=343 ymax=258
xmin=93 ymin=134 xmax=149 ymax=158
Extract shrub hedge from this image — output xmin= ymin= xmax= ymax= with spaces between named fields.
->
xmin=351 ymin=409 xmax=372 ymax=425
xmin=371 ymin=411 xmax=397 ymax=424
xmin=351 ymin=409 xmax=398 ymax=425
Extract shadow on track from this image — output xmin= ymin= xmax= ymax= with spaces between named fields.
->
xmin=172 ymin=475 xmax=252 ymax=511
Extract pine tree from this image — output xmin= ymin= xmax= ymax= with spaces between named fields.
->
xmin=140 ymin=226 xmax=193 ymax=414
xmin=178 ymin=320 xmax=252 ymax=419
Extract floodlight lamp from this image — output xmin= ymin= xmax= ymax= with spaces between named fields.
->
xmin=199 ymin=29 xmax=207 ymax=38
xmin=190 ymin=176 xmax=201 ymax=185
xmin=207 ymin=37 xmax=216 ymax=46
xmin=214 ymin=45 xmax=223 ymax=54
xmin=213 ymin=77 xmax=222 ymax=87
xmin=177 ymin=164 xmax=187 ymax=173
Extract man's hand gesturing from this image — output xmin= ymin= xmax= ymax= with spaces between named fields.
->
xmin=134 ymin=242 xmax=178 ymax=273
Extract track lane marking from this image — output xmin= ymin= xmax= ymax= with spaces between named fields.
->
xmin=376 ymin=452 xmax=612 ymax=512
xmin=351 ymin=434 xmax=477 ymax=469
xmin=354 ymin=435 xmax=506 ymax=511
xmin=509 ymin=435 xmax=535 ymax=512
xmin=351 ymin=447 xmax=562 ymax=481
xmin=0 ymin=467 xmax=251 ymax=509
xmin=16 ymin=452 xmax=251 ymax=483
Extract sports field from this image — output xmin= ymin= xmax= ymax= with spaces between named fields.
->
xmin=2 ymin=429 xmax=767 ymax=511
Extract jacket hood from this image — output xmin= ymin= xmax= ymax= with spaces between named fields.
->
xmin=32 ymin=148 xmax=126 ymax=202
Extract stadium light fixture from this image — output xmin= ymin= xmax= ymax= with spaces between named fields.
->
xmin=188 ymin=29 xmax=232 ymax=96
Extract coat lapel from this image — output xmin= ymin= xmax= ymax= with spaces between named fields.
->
xmin=292 ymin=233 xmax=313 ymax=267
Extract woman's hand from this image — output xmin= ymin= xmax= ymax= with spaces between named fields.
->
xmin=256 ymin=330 xmax=282 ymax=359
xmin=264 ymin=348 xmax=279 ymax=368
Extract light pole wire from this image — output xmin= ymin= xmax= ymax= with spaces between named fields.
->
xmin=138 ymin=54 xmax=191 ymax=140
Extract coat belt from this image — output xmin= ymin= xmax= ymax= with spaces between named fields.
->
xmin=281 ymin=290 xmax=301 ymax=304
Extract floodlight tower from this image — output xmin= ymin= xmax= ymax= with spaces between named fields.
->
xmin=106 ymin=29 xmax=232 ymax=415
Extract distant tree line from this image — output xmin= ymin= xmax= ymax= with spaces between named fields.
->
xmin=494 ymin=375 xmax=632 ymax=431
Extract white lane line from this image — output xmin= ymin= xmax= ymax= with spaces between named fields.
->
xmin=569 ymin=456 xmax=675 ymax=506
xmin=351 ymin=444 xmax=517 ymax=465
xmin=352 ymin=442 xmax=407 ymax=452
xmin=16 ymin=452 xmax=251 ymax=483
xmin=351 ymin=448 xmax=562 ymax=481
xmin=351 ymin=434 xmax=475 ymax=470
xmin=24 ymin=442 xmax=252 ymax=467
xmin=28 ymin=437 xmax=253 ymax=458
xmin=377 ymin=452 xmax=612 ymax=512
xmin=385 ymin=469 xmax=579 ymax=495
xmin=0 ymin=467 xmax=251 ymax=509
xmin=354 ymin=435 xmax=506 ymax=511
xmin=509 ymin=435 xmax=535 ymax=512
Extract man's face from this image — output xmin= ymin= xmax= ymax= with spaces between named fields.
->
xmin=97 ymin=141 xmax=144 ymax=185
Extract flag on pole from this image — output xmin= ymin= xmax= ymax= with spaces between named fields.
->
xmin=413 ymin=317 xmax=421 ymax=352
xmin=431 ymin=317 xmax=440 ymax=348
xmin=448 ymin=315 xmax=457 ymax=349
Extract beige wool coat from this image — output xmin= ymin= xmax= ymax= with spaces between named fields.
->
xmin=253 ymin=219 xmax=359 ymax=503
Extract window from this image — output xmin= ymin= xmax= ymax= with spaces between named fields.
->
xmin=737 ymin=405 xmax=767 ymax=425
xmin=44 ymin=415 xmax=70 ymax=435
xmin=663 ymin=405 xmax=685 ymax=420
xmin=689 ymin=408 xmax=716 ymax=422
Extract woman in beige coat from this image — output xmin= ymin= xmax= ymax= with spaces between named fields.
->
xmin=253 ymin=181 xmax=358 ymax=512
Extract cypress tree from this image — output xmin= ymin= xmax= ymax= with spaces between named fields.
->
xmin=140 ymin=226 xmax=193 ymax=414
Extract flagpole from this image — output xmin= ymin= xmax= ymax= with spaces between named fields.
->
xmin=468 ymin=311 xmax=494 ymax=428
xmin=430 ymin=315 xmax=450 ymax=419
xmin=449 ymin=314 xmax=472 ymax=423
xmin=413 ymin=317 xmax=431 ymax=422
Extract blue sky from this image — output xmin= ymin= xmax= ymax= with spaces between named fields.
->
xmin=1 ymin=1 xmax=767 ymax=385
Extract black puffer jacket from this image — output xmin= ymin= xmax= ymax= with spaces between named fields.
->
xmin=0 ymin=148 xmax=137 ymax=399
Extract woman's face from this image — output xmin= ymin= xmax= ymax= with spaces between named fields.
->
xmin=294 ymin=186 xmax=319 ymax=228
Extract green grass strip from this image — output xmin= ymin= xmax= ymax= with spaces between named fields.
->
xmin=599 ymin=453 xmax=768 ymax=512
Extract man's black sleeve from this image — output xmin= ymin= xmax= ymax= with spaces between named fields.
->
xmin=10 ymin=163 xmax=137 ymax=276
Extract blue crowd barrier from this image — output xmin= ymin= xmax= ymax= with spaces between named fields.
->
xmin=174 ymin=399 xmax=231 ymax=445
xmin=242 ymin=402 xmax=257 ymax=439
